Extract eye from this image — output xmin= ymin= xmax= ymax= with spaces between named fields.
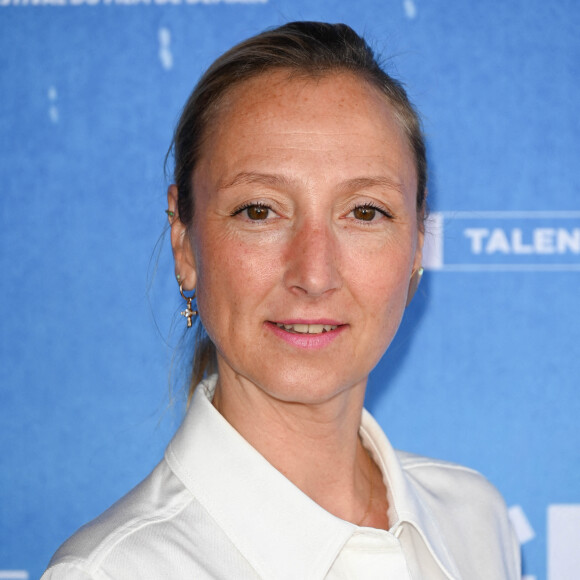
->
xmin=353 ymin=206 xmax=377 ymax=221
xmin=348 ymin=204 xmax=390 ymax=222
xmin=233 ymin=203 xmax=274 ymax=221
xmin=245 ymin=205 xmax=270 ymax=220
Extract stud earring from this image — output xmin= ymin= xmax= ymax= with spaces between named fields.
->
xmin=179 ymin=284 xmax=198 ymax=328
xmin=406 ymin=267 xmax=424 ymax=307
xmin=165 ymin=209 xmax=175 ymax=218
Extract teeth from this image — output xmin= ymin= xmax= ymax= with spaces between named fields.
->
xmin=291 ymin=323 xmax=308 ymax=333
xmin=276 ymin=323 xmax=338 ymax=334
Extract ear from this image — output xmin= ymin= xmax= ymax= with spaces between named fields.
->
xmin=406 ymin=221 xmax=425 ymax=307
xmin=167 ymin=184 xmax=197 ymax=291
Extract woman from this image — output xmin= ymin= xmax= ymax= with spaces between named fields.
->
xmin=43 ymin=22 xmax=520 ymax=579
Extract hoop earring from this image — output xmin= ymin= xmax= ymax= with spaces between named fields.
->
xmin=179 ymin=284 xmax=198 ymax=328
xmin=406 ymin=267 xmax=424 ymax=307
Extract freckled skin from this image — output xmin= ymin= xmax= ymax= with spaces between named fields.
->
xmin=177 ymin=70 xmax=422 ymax=411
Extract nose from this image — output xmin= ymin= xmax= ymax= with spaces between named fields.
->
xmin=283 ymin=218 xmax=342 ymax=297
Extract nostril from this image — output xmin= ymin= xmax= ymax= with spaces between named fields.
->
xmin=284 ymin=245 xmax=341 ymax=296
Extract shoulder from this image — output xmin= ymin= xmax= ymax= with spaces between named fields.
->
xmin=396 ymin=449 xmax=507 ymax=506
xmin=42 ymin=460 xmax=194 ymax=579
xmin=43 ymin=456 xmax=261 ymax=580
xmin=396 ymin=450 xmax=521 ymax=578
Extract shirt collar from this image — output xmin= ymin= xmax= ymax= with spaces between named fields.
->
xmin=166 ymin=375 xmax=459 ymax=579
xmin=165 ymin=375 xmax=355 ymax=580
xmin=360 ymin=409 xmax=461 ymax=579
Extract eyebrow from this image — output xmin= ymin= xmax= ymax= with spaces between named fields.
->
xmin=217 ymin=172 xmax=405 ymax=196
xmin=217 ymin=172 xmax=295 ymax=191
xmin=336 ymin=176 xmax=405 ymax=196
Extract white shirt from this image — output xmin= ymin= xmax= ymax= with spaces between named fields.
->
xmin=43 ymin=376 xmax=520 ymax=579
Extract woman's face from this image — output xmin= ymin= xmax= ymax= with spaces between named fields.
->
xmin=175 ymin=70 xmax=422 ymax=404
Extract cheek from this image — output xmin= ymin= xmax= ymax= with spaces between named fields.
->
xmin=345 ymin=236 xmax=414 ymax=351
xmin=345 ymin=235 xmax=414 ymax=296
xmin=192 ymin=228 xmax=281 ymax=317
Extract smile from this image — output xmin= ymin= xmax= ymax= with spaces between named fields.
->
xmin=275 ymin=323 xmax=338 ymax=334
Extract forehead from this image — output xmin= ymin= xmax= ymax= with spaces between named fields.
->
xmin=214 ymin=70 xmax=403 ymax=138
xmin=196 ymin=70 xmax=417 ymax=193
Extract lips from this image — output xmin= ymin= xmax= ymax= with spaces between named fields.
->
xmin=267 ymin=320 xmax=345 ymax=349
xmin=275 ymin=323 xmax=338 ymax=334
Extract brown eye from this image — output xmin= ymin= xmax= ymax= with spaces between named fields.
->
xmin=246 ymin=205 xmax=270 ymax=220
xmin=353 ymin=206 xmax=376 ymax=221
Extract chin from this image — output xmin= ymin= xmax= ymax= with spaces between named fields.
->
xmin=260 ymin=365 xmax=368 ymax=405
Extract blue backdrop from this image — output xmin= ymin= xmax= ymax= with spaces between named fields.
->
xmin=1 ymin=2 xmax=579 ymax=579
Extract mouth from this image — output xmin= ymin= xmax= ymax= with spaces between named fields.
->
xmin=274 ymin=322 xmax=339 ymax=334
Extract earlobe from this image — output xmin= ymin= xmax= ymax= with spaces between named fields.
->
xmin=167 ymin=185 xmax=197 ymax=291
xmin=406 ymin=266 xmax=424 ymax=306
xmin=406 ymin=226 xmax=424 ymax=307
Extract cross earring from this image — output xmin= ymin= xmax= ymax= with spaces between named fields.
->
xmin=179 ymin=284 xmax=198 ymax=328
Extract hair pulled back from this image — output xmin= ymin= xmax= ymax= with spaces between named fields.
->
xmin=167 ymin=21 xmax=428 ymax=395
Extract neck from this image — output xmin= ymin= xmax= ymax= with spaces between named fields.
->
xmin=211 ymin=368 xmax=388 ymax=527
